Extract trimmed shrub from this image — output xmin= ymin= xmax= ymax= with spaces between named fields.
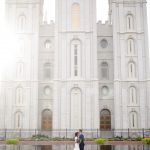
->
xmin=135 ymin=136 xmax=142 ymax=141
xmin=143 ymin=138 xmax=150 ymax=144
xmin=32 ymin=134 xmax=49 ymax=139
xmin=114 ymin=136 xmax=123 ymax=140
xmin=6 ymin=139 xmax=19 ymax=145
xmin=95 ymin=138 xmax=107 ymax=144
xmin=32 ymin=134 xmax=49 ymax=140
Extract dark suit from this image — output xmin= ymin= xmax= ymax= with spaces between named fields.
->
xmin=79 ymin=133 xmax=85 ymax=150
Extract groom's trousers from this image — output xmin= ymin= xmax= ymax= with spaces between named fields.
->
xmin=79 ymin=143 xmax=84 ymax=150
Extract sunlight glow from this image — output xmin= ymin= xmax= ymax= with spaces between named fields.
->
xmin=0 ymin=0 xmax=17 ymax=79
xmin=0 ymin=30 xmax=17 ymax=79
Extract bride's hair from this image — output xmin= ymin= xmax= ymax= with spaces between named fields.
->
xmin=75 ymin=132 xmax=78 ymax=137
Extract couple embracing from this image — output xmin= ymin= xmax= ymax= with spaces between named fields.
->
xmin=74 ymin=129 xmax=85 ymax=150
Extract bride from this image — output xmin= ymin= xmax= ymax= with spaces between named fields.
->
xmin=74 ymin=132 xmax=80 ymax=150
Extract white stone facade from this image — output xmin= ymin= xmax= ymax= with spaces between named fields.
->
xmin=0 ymin=0 xmax=149 ymax=130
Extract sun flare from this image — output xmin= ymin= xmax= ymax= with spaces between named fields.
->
xmin=0 ymin=16 xmax=18 ymax=79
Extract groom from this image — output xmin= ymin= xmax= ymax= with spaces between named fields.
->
xmin=79 ymin=129 xmax=85 ymax=150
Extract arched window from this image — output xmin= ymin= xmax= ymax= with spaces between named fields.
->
xmin=71 ymin=40 xmax=81 ymax=77
xmin=16 ymin=62 xmax=24 ymax=79
xmin=72 ymin=3 xmax=80 ymax=30
xmin=41 ymin=109 xmax=52 ymax=130
xmin=129 ymin=87 xmax=137 ymax=105
xmin=44 ymin=63 xmax=52 ymax=79
xmin=127 ymin=39 xmax=135 ymax=55
xmin=130 ymin=111 xmax=138 ymax=129
xmin=101 ymin=62 xmax=109 ymax=79
xmin=16 ymin=87 xmax=23 ymax=105
xmin=18 ymin=15 xmax=26 ymax=32
xmin=127 ymin=15 xmax=134 ymax=30
xmin=15 ymin=112 xmax=23 ymax=129
xmin=128 ymin=62 xmax=136 ymax=78
xmin=45 ymin=40 xmax=51 ymax=49
xmin=100 ymin=109 xmax=111 ymax=130
xmin=71 ymin=88 xmax=82 ymax=129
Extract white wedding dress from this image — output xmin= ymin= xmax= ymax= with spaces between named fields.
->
xmin=74 ymin=136 xmax=80 ymax=150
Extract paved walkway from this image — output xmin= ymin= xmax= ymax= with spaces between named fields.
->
xmin=0 ymin=141 xmax=145 ymax=145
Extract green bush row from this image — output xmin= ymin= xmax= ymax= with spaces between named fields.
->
xmin=95 ymin=138 xmax=107 ymax=144
xmin=6 ymin=139 xmax=19 ymax=145
xmin=143 ymin=138 xmax=150 ymax=144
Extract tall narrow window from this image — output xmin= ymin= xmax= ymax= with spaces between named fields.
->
xmin=128 ymin=62 xmax=136 ymax=78
xmin=71 ymin=40 xmax=81 ymax=77
xmin=15 ymin=112 xmax=23 ymax=129
xmin=72 ymin=3 xmax=80 ymax=30
xmin=129 ymin=87 xmax=137 ymax=105
xmin=16 ymin=87 xmax=23 ymax=105
xmin=44 ymin=63 xmax=52 ymax=80
xmin=74 ymin=45 xmax=78 ymax=76
xmin=18 ymin=15 xmax=26 ymax=32
xmin=16 ymin=62 xmax=24 ymax=79
xmin=127 ymin=39 xmax=135 ymax=55
xmin=130 ymin=112 xmax=138 ymax=129
xmin=127 ymin=15 xmax=134 ymax=30
xmin=101 ymin=62 xmax=109 ymax=79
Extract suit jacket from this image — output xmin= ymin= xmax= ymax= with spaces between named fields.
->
xmin=79 ymin=133 xmax=85 ymax=145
